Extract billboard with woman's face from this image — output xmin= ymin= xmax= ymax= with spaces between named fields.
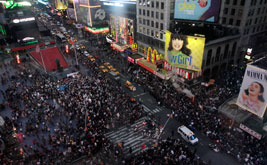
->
xmin=164 ymin=31 xmax=205 ymax=71
xmin=174 ymin=0 xmax=221 ymax=22
xmin=237 ymin=65 xmax=267 ymax=118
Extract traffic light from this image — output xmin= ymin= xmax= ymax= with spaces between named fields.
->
xmin=16 ymin=54 xmax=21 ymax=64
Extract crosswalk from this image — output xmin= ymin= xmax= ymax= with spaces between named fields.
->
xmin=142 ymin=105 xmax=163 ymax=115
xmin=104 ymin=116 xmax=155 ymax=157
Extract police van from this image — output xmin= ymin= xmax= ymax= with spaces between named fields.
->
xmin=177 ymin=125 xmax=198 ymax=145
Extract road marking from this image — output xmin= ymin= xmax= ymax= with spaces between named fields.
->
xmin=134 ymin=93 xmax=146 ymax=97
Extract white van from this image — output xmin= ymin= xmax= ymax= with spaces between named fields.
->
xmin=177 ymin=125 xmax=198 ymax=145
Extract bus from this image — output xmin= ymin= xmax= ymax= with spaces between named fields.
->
xmin=56 ymin=33 xmax=66 ymax=43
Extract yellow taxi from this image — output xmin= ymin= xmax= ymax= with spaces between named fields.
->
xmin=107 ymin=65 xmax=113 ymax=70
xmin=104 ymin=62 xmax=110 ymax=66
xmin=99 ymin=66 xmax=105 ymax=69
xmin=114 ymin=71 xmax=120 ymax=75
xmin=125 ymin=81 xmax=136 ymax=91
xmin=110 ymin=67 xmax=117 ymax=72
xmin=89 ymin=57 xmax=95 ymax=62
xmin=79 ymin=44 xmax=86 ymax=49
xmin=101 ymin=68 xmax=109 ymax=73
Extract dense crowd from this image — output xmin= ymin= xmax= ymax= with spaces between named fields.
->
xmin=129 ymin=63 xmax=266 ymax=164
xmin=0 ymin=54 xmax=144 ymax=164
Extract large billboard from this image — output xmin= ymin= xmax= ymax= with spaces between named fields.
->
xmin=55 ymin=0 xmax=68 ymax=10
xmin=110 ymin=15 xmax=134 ymax=45
xmin=174 ymin=0 xmax=221 ymax=22
xmin=164 ymin=31 xmax=205 ymax=71
xmin=237 ymin=65 xmax=267 ymax=118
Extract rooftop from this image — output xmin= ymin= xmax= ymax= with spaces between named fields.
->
xmin=169 ymin=21 xmax=240 ymax=42
xmin=250 ymin=57 xmax=267 ymax=70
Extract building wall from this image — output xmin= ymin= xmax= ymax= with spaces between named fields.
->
xmin=203 ymin=36 xmax=241 ymax=78
xmin=220 ymin=0 xmax=267 ymax=52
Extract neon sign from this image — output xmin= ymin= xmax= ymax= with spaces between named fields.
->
xmin=12 ymin=17 xmax=35 ymax=23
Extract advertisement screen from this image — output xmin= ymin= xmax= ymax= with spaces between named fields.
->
xmin=55 ymin=0 xmax=68 ymax=10
xmin=236 ymin=65 xmax=267 ymax=118
xmin=164 ymin=31 xmax=205 ymax=71
xmin=110 ymin=15 xmax=134 ymax=45
xmin=174 ymin=0 xmax=221 ymax=22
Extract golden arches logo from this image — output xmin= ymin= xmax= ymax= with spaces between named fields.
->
xmin=132 ymin=43 xmax=138 ymax=49
xmin=178 ymin=3 xmax=196 ymax=11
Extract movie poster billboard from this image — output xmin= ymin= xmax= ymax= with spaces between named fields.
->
xmin=110 ymin=15 xmax=134 ymax=45
xmin=174 ymin=0 xmax=221 ymax=22
xmin=164 ymin=31 xmax=205 ymax=71
xmin=237 ymin=65 xmax=267 ymax=118
xmin=55 ymin=0 xmax=68 ymax=10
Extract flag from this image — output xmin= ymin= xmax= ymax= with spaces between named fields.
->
xmin=36 ymin=45 xmax=40 ymax=53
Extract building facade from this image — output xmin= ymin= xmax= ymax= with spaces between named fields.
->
xmin=220 ymin=0 xmax=267 ymax=57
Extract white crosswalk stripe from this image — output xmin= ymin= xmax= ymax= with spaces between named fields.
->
xmin=104 ymin=116 xmax=154 ymax=157
xmin=142 ymin=105 xmax=164 ymax=115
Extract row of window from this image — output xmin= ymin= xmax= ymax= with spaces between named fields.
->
xmin=225 ymin=0 xmax=267 ymax=6
xmin=138 ymin=0 xmax=164 ymax=10
xmin=138 ymin=18 xmax=164 ymax=30
xmin=247 ymin=7 xmax=267 ymax=17
xmin=222 ymin=17 xmax=241 ymax=26
xmin=138 ymin=26 xmax=164 ymax=40
xmin=206 ymin=42 xmax=237 ymax=66
xmin=245 ymin=16 xmax=267 ymax=26
xmin=223 ymin=8 xmax=243 ymax=16
xmin=243 ymin=25 xmax=267 ymax=35
xmin=139 ymin=9 xmax=164 ymax=20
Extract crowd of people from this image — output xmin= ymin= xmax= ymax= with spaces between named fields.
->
xmin=0 ymin=50 xmax=144 ymax=164
xmin=128 ymin=62 xmax=266 ymax=164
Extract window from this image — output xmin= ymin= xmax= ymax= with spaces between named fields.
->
xmin=147 ymin=20 xmax=150 ymax=26
xmin=155 ymin=31 xmax=159 ymax=38
xmin=224 ymin=44 xmax=229 ymax=59
xmin=257 ymin=26 xmax=260 ymax=32
xmin=143 ymin=19 xmax=146 ymax=25
xmin=206 ymin=49 xmax=212 ymax=66
xmin=238 ymin=9 xmax=243 ymax=16
xmin=225 ymin=0 xmax=230 ymax=4
xmin=156 ymin=12 xmax=159 ymax=19
xmin=160 ymin=23 xmax=163 ymax=30
xmin=143 ymin=27 xmax=146 ymax=34
xmin=257 ymin=8 xmax=261 ymax=15
xmin=147 ymin=29 xmax=150 ymax=35
xmin=233 ymin=0 xmax=237 ymax=5
xmin=156 ymin=1 xmax=159 ymax=8
xmin=161 ymin=2 xmax=164 ymax=9
xmin=253 ymin=27 xmax=256 ymax=32
xmin=231 ymin=42 xmax=237 ymax=57
xmin=260 ymin=0 xmax=263 ymax=4
xmin=215 ymin=47 xmax=221 ymax=62
xmin=139 ymin=9 xmax=141 ymax=15
xmin=255 ymin=18 xmax=258 ymax=24
xmin=224 ymin=8 xmax=228 ymax=14
xmin=222 ymin=17 xmax=226 ymax=24
xmin=146 ymin=10 xmax=149 ymax=16
xmin=231 ymin=9 xmax=235 ymax=15
xmin=151 ymin=11 xmax=154 ymax=18
xmin=147 ymin=0 xmax=150 ymax=7
xmin=151 ymin=21 xmax=154 ymax=27
xmin=139 ymin=18 xmax=142 ymax=24
xmin=229 ymin=18 xmax=233 ymax=25
xmin=160 ymin=33 xmax=163 ymax=39
xmin=240 ymin=0 xmax=245 ymax=5
xmin=156 ymin=22 xmax=159 ymax=28
xmin=151 ymin=30 xmax=154 ymax=36
xmin=143 ymin=9 xmax=145 ymax=15
xmin=139 ymin=26 xmax=142 ymax=32
xmin=151 ymin=1 xmax=154 ymax=7
xmin=161 ymin=13 xmax=164 ymax=20
xmin=236 ymin=20 xmax=241 ymax=26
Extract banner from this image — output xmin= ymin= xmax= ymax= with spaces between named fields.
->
xmin=55 ymin=0 xmax=68 ymax=10
xmin=164 ymin=31 xmax=205 ymax=71
xmin=236 ymin=65 xmax=267 ymax=118
xmin=174 ymin=0 xmax=221 ymax=22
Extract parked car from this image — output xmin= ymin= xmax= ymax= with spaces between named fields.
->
xmin=125 ymin=81 xmax=136 ymax=91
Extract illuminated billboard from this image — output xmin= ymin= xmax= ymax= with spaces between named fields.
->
xmin=74 ymin=0 xmax=105 ymax=27
xmin=110 ymin=15 xmax=134 ymax=45
xmin=174 ymin=0 xmax=221 ymax=22
xmin=55 ymin=0 xmax=68 ymax=10
xmin=236 ymin=65 xmax=267 ymax=118
xmin=164 ymin=31 xmax=205 ymax=71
